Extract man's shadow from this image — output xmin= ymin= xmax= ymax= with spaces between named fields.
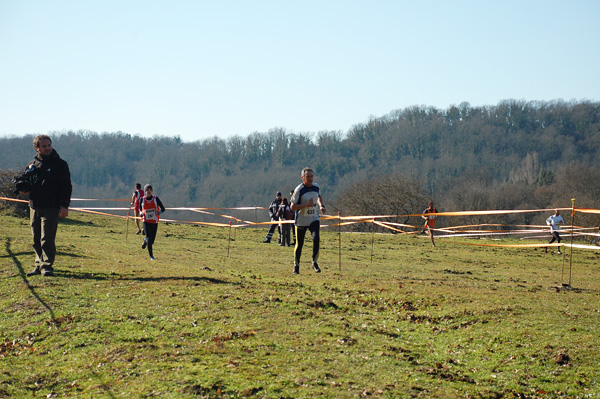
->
xmin=55 ymin=270 xmax=235 ymax=285
xmin=4 ymin=237 xmax=235 ymax=319
xmin=3 ymin=237 xmax=56 ymax=320
xmin=3 ymin=236 xmax=234 ymax=284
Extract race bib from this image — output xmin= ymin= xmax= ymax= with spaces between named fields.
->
xmin=146 ymin=209 xmax=156 ymax=220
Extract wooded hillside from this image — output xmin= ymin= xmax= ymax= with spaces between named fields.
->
xmin=1 ymin=99 xmax=599 ymax=224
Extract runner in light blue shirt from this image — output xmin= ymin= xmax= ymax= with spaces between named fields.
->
xmin=545 ymin=209 xmax=565 ymax=254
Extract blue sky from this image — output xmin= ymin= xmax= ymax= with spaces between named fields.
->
xmin=1 ymin=0 xmax=598 ymax=142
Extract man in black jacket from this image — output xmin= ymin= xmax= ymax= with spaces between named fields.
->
xmin=22 ymin=135 xmax=72 ymax=277
xmin=263 ymin=191 xmax=282 ymax=243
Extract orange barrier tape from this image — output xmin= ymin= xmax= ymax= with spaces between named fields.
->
xmin=335 ymin=214 xmax=398 ymax=221
xmin=71 ymin=207 xmax=130 ymax=210
xmin=439 ymin=231 xmax=546 ymax=239
xmin=0 ymin=198 xmax=245 ymax=227
xmin=372 ymin=222 xmax=541 ymax=238
xmin=373 ymin=219 xmax=598 ymax=241
xmin=0 ymin=197 xmax=28 ymax=203
xmin=3 ymin=196 xmax=600 ymax=242
xmin=72 ymin=199 xmax=267 ymax=210
xmin=170 ymin=206 xmax=267 ymax=211
xmin=69 ymin=208 xmax=128 ymax=219
xmin=404 ymin=208 xmax=572 ymax=218
xmin=373 ymin=220 xmax=419 ymax=234
xmin=171 ymin=206 xmax=267 ymax=211
xmin=579 ymin=232 xmax=600 ymax=237
xmin=328 ymin=220 xmax=373 ymax=227
xmin=71 ymin=206 xmax=252 ymax=225
xmin=447 ymin=223 xmax=547 ymax=230
xmin=573 ymin=208 xmax=600 ymax=215
xmin=570 ymin=243 xmax=600 ymax=250
xmin=329 ymin=208 xmax=575 ymax=220
xmin=446 ymin=241 xmax=600 ymax=250
xmin=243 ymin=220 xmax=295 ymax=226
xmin=372 ymin=220 xmax=530 ymax=235
xmin=3 ymin=197 xmax=597 ymax=220
xmin=71 ymin=198 xmax=129 ymax=202
xmin=158 ymin=218 xmax=238 ymax=227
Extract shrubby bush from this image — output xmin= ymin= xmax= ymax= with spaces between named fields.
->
xmin=0 ymin=169 xmax=29 ymax=217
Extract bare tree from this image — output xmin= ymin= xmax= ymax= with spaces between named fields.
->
xmin=333 ymin=174 xmax=426 ymax=232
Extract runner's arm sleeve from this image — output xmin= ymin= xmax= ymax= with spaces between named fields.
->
xmin=156 ymin=197 xmax=166 ymax=213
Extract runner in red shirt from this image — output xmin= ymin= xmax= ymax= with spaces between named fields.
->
xmin=138 ymin=184 xmax=166 ymax=260
xmin=422 ymin=201 xmax=438 ymax=247
xmin=130 ymin=183 xmax=144 ymax=234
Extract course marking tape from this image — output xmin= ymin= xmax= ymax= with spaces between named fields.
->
xmin=2 ymin=196 xmax=600 ymax=247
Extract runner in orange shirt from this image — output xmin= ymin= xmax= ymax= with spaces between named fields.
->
xmin=422 ymin=201 xmax=438 ymax=247
xmin=138 ymin=184 xmax=166 ymax=260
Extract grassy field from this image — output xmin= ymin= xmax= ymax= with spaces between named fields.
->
xmin=1 ymin=212 xmax=599 ymax=398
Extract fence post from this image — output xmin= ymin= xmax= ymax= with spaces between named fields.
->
xmin=370 ymin=220 xmax=375 ymax=266
xmin=228 ymin=221 xmax=232 ymax=258
xmin=569 ymin=198 xmax=576 ymax=287
xmin=338 ymin=211 xmax=341 ymax=272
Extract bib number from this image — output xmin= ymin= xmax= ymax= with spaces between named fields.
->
xmin=146 ymin=209 xmax=156 ymax=220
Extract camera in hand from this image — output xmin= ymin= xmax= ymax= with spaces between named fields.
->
xmin=13 ymin=164 xmax=39 ymax=195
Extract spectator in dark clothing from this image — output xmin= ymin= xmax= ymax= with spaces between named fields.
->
xmin=289 ymin=190 xmax=296 ymax=244
xmin=278 ymin=197 xmax=292 ymax=247
xmin=23 ymin=135 xmax=72 ymax=277
xmin=263 ymin=191 xmax=282 ymax=243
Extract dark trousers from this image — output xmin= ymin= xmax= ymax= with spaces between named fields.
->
xmin=549 ymin=231 xmax=561 ymax=244
xmin=281 ymin=222 xmax=291 ymax=246
xmin=265 ymin=218 xmax=281 ymax=242
xmin=143 ymin=222 xmax=159 ymax=258
xmin=30 ymin=207 xmax=59 ymax=269
xmin=294 ymin=221 xmax=320 ymax=266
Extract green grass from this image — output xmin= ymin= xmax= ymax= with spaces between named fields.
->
xmin=1 ymin=212 xmax=599 ymax=398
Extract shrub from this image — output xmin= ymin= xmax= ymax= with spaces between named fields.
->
xmin=0 ymin=169 xmax=29 ymax=217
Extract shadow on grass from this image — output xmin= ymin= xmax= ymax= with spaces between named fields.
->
xmin=0 ymin=249 xmax=35 ymax=260
xmin=3 ymin=237 xmax=56 ymax=320
xmin=59 ymin=218 xmax=97 ymax=226
xmin=54 ymin=270 xmax=236 ymax=285
xmin=56 ymin=251 xmax=89 ymax=259
xmin=0 ymin=250 xmax=86 ymax=262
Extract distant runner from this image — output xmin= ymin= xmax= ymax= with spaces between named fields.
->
xmin=422 ymin=201 xmax=438 ymax=247
xmin=291 ymin=168 xmax=326 ymax=274
xmin=545 ymin=209 xmax=564 ymax=255
xmin=138 ymin=184 xmax=166 ymax=261
xmin=130 ymin=183 xmax=144 ymax=235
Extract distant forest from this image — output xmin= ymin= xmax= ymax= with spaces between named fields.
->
xmin=1 ymin=99 xmax=600 ymax=227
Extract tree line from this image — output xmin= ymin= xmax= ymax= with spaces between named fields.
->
xmin=1 ymin=99 xmax=599 ymax=228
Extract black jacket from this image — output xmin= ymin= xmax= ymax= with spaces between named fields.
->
xmin=28 ymin=149 xmax=72 ymax=210
xmin=268 ymin=198 xmax=280 ymax=219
